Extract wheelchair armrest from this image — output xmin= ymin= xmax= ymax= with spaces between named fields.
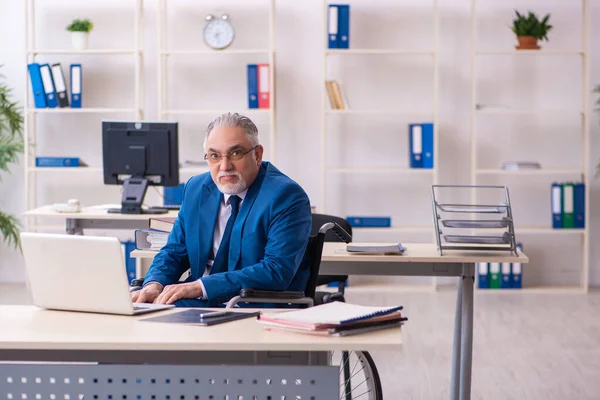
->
xmin=239 ymin=288 xmax=306 ymax=300
xmin=315 ymin=291 xmax=345 ymax=306
xmin=129 ymin=278 xmax=144 ymax=293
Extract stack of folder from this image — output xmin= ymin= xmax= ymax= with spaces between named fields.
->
xmin=409 ymin=123 xmax=434 ymax=169
xmin=134 ymin=217 xmax=175 ymax=251
xmin=477 ymin=243 xmax=523 ymax=289
xmin=551 ymin=182 xmax=585 ymax=229
xmin=327 ymin=4 xmax=350 ymax=49
xmin=257 ymin=302 xmax=406 ymax=337
xmin=246 ymin=64 xmax=270 ymax=109
xmin=28 ymin=62 xmax=82 ymax=108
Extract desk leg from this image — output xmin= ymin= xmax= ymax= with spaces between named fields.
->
xmin=459 ymin=263 xmax=475 ymax=400
xmin=450 ymin=275 xmax=463 ymax=400
xmin=66 ymin=218 xmax=83 ymax=235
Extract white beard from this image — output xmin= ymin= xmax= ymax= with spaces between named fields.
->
xmin=216 ymin=171 xmax=248 ymax=195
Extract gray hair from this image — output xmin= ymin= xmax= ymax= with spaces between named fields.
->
xmin=203 ymin=112 xmax=260 ymax=151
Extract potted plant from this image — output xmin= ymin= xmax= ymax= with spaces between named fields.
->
xmin=66 ymin=18 xmax=94 ymax=50
xmin=0 ymin=67 xmax=24 ymax=250
xmin=511 ymin=11 xmax=552 ymax=50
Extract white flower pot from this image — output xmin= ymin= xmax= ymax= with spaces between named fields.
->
xmin=71 ymin=32 xmax=89 ymax=50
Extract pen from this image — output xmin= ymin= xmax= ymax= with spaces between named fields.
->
xmin=198 ymin=311 xmax=228 ymax=319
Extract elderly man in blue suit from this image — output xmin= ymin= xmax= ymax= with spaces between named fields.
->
xmin=132 ymin=113 xmax=312 ymax=307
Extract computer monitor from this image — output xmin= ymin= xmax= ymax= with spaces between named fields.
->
xmin=102 ymin=121 xmax=179 ymax=214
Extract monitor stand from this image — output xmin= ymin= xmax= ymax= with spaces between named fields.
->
xmin=107 ymin=177 xmax=168 ymax=215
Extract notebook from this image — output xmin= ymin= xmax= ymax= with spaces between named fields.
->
xmin=258 ymin=302 xmax=403 ymax=329
xmin=141 ymin=309 xmax=261 ymax=326
xmin=346 ymin=242 xmax=404 ymax=255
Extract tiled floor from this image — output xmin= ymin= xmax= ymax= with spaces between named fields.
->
xmin=2 ymin=283 xmax=600 ymax=399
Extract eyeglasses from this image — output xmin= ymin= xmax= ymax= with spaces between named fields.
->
xmin=204 ymin=146 xmax=258 ymax=164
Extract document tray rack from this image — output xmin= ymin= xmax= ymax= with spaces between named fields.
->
xmin=431 ymin=185 xmax=518 ymax=256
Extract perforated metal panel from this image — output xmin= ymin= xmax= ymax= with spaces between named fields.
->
xmin=0 ymin=364 xmax=338 ymax=399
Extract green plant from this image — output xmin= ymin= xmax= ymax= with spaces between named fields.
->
xmin=511 ymin=11 xmax=552 ymax=41
xmin=66 ymin=18 xmax=94 ymax=33
xmin=0 ymin=67 xmax=23 ymax=250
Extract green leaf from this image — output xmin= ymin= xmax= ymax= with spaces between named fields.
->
xmin=0 ymin=211 xmax=21 ymax=251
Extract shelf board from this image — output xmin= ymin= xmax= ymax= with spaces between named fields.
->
xmin=162 ymin=49 xmax=270 ymax=55
xmin=28 ymin=167 xmax=103 ymax=173
xmin=476 ymin=107 xmax=583 ymax=115
xmin=180 ymin=166 xmax=209 ymax=174
xmin=161 ymin=109 xmax=271 ymax=115
xmin=328 ymin=167 xmax=434 ymax=174
xmin=318 ymin=282 xmax=435 ymax=293
xmin=326 ymin=49 xmax=435 ymax=55
xmin=29 ymin=49 xmax=139 ymax=55
xmin=326 ymin=109 xmax=432 ymax=115
xmin=26 ymin=108 xmax=140 ymax=114
xmin=476 ymin=286 xmax=586 ymax=294
xmin=475 ymin=168 xmax=583 ymax=175
xmin=514 ymin=227 xmax=586 ymax=234
xmin=353 ymin=226 xmax=433 ymax=233
xmin=476 ymin=49 xmax=584 ymax=56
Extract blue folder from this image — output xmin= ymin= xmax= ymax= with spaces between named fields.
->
xmin=422 ymin=123 xmax=434 ymax=169
xmin=27 ymin=63 xmax=47 ymax=108
xmin=477 ymin=262 xmax=489 ymax=289
xmin=39 ymin=63 xmax=58 ymax=108
xmin=573 ymin=182 xmax=585 ymax=229
xmin=551 ymin=182 xmax=562 ymax=229
xmin=409 ymin=124 xmax=423 ymax=168
xmin=247 ymin=64 xmax=258 ymax=109
xmin=500 ymin=262 xmax=512 ymax=289
xmin=327 ymin=5 xmax=339 ymax=48
xmin=70 ymin=64 xmax=82 ymax=108
xmin=336 ymin=5 xmax=350 ymax=49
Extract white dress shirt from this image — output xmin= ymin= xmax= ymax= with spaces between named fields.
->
xmin=197 ymin=189 xmax=248 ymax=298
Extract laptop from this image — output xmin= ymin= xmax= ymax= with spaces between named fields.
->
xmin=20 ymin=232 xmax=174 ymax=315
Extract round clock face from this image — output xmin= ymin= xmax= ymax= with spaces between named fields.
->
xmin=203 ymin=19 xmax=235 ymax=50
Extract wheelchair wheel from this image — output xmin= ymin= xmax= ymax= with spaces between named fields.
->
xmin=329 ymin=350 xmax=383 ymax=400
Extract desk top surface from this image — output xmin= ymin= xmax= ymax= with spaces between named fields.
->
xmin=0 ymin=306 xmax=402 ymax=352
xmin=133 ymin=242 xmax=529 ymax=264
xmin=24 ymin=205 xmax=179 ymax=220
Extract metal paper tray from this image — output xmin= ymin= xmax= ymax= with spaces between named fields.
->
xmin=437 ymin=204 xmax=507 ymax=214
xmin=441 ymin=218 xmax=510 ymax=229
xmin=443 ymin=232 xmax=510 ymax=245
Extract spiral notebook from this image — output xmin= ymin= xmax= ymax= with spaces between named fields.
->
xmin=258 ymin=302 xmax=403 ymax=330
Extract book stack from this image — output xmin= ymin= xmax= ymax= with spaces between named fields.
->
xmin=134 ymin=217 xmax=176 ymax=251
xmin=258 ymin=302 xmax=406 ymax=337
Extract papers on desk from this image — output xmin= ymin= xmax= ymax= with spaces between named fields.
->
xmin=346 ymin=242 xmax=405 ymax=255
xmin=258 ymin=302 xmax=406 ymax=337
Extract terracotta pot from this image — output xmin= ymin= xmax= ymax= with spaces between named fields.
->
xmin=516 ymin=36 xmax=540 ymax=50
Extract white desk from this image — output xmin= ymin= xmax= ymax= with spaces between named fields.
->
xmin=24 ymin=205 xmax=179 ymax=235
xmin=0 ymin=306 xmax=400 ymax=398
xmin=132 ymin=242 xmax=529 ymax=400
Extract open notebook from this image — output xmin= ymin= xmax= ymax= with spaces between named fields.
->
xmin=258 ymin=302 xmax=403 ymax=331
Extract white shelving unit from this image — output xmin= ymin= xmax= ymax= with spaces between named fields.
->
xmin=23 ymin=0 xmax=145 ymax=230
xmin=156 ymin=0 xmax=277 ymax=164
xmin=320 ymin=1 xmax=440 ymax=291
xmin=470 ymin=0 xmax=591 ymax=292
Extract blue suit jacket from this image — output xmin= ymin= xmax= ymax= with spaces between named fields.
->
xmin=144 ymin=162 xmax=312 ymax=305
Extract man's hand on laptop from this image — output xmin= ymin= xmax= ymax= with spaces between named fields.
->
xmin=131 ymin=283 xmax=163 ymax=303
xmin=154 ymin=281 xmax=203 ymax=305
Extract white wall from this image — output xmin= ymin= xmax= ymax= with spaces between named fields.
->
xmin=0 ymin=0 xmax=599 ymax=287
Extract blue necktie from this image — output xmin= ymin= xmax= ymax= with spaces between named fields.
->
xmin=211 ymin=195 xmax=241 ymax=275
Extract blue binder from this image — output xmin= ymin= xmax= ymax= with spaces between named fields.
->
xmin=573 ymin=182 xmax=585 ymax=229
xmin=164 ymin=183 xmax=185 ymax=206
xmin=477 ymin=262 xmax=489 ymax=289
xmin=27 ymin=63 xmax=47 ymax=108
xmin=422 ymin=123 xmax=434 ymax=169
xmin=39 ymin=63 xmax=58 ymax=108
xmin=35 ymin=157 xmax=82 ymax=167
xmin=70 ymin=64 xmax=82 ymax=108
xmin=346 ymin=216 xmax=391 ymax=228
xmin=337 ymin=5 xmax=350 ymax=49
xmin=511 ymin=243 xmax=523 ymax=289
xmin=409 ymin=124 xmax=423 ymax=168
xmin=500 ymin=262 xmax=512 ymax=289
xmin=247 ymin=64 xmax=258 ymax=109
xmin=327 ymin=5 xmax=339 ymax=48
xmin=551 ymin=182 xmax=562 ymax=228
